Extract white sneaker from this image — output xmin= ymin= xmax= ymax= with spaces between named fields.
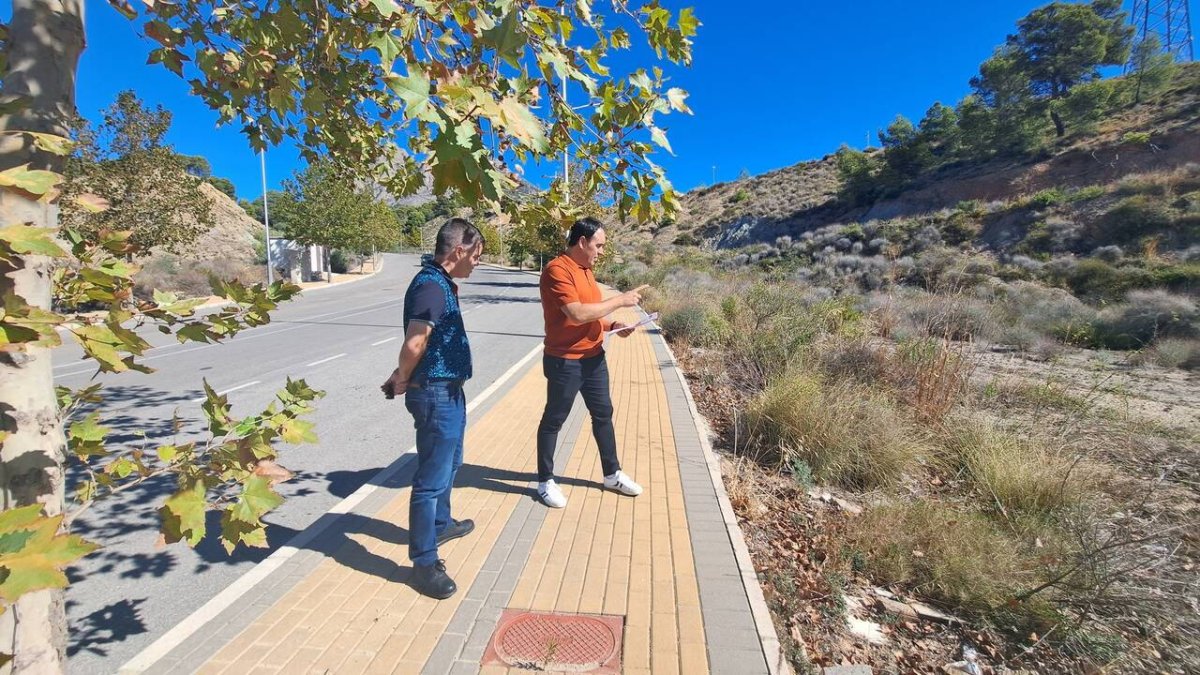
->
xmin=604 ymin=471 xmax=643 ymax=497
xmin=538 ymin=480 xmax=567 ymax=508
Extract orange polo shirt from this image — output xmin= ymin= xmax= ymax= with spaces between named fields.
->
xmin=541 ymin=254 xmax=607 ymax=359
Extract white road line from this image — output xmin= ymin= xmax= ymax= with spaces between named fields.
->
xmin=190 ymin=381 xmax=261 ymax=403
xmin=370 ymin=337 xmax=397 ymax=346
xmin=306 ymin=353 xmax=346 ymax=367
xmin=119 ymin=341 xmax=544 ymax=674
xmin=53 ymin=297 xmax=403 ymax=377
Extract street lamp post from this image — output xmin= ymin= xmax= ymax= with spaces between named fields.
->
xmin=258 ymin=142 xmax=274 ymax=284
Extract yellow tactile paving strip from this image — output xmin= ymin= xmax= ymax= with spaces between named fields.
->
xmin=196 ymin=361 xmax=550 ymax=675
xmin=194 ymin=307 xmax=709 ymax=675
xmin=499 ymin=311 xmax=708 ymax=675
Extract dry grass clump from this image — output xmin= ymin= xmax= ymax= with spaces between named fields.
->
xmin=740 ymin=373 xmax=924 ymax=489
xmin=939 ymin=416 xmax=1097 ymax=518
xmin=134 ymin=254 xmax=265 ymax=300
xmin=1131 ymin=337 xmax=1200 ymax=370
xmin=848 ymin=502 xmax=1037 ymax=615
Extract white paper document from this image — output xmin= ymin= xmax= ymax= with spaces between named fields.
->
xmin=605 ymin=312 xmax=659 ymax=336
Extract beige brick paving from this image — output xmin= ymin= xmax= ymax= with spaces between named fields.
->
xmin=196 ymin=308 xmax=712 ymax=674
xmin=504 ymin=310 xmax=709 ymax=675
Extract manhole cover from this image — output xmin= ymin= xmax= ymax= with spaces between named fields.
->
xmin=482 ymin=610 xmax=624 ymax=673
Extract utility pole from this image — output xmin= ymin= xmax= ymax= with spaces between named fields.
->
xmin=257 ymin=130 xmax=274 ymax=284
xmin=711 ymin=165 xmax=716 ymax=185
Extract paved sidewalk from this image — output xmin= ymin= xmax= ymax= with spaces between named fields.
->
xmin=125 ymin=307 xmax=784 ymax=675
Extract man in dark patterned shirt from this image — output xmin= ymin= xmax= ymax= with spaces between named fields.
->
xmin=382 ymin=218 xmax=483 ymax=599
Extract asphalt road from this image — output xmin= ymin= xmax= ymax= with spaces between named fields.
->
xmin=58 ymin=254 xmax=546 ymax=673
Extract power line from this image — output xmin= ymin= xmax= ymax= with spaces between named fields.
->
xmin=1126 ymin=0 xmax=1195 ymax=67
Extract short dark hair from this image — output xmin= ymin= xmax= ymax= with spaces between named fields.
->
xmin=434 ymin=217 xmax=484 ymax=258
xmin=567 ymin=217 xmax=604 ymax=247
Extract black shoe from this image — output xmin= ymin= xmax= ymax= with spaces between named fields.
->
xmin=436 ymin=518 xmax=475 ymax=546
xmin=412 ymin=560 xmax=457 ymax=599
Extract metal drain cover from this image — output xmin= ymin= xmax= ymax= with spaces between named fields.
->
xmin=482 ymin=610 xmax=623 ymax=673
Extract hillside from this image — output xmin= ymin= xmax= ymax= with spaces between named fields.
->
xmin=596 ymin=62 xmax=1200 ymax=675
xmin=651 ymin=62 xmax=1200 ymax=255
xmin=135 ymin=182 xmax=265 ymax=297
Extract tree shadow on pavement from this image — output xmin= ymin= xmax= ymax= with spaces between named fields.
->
xmin=67 ymin=598 xmax=149 ymax=658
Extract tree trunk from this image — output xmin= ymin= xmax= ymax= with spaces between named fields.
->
xmin=0 ymin=1 xmax=85 ymax=672
xmin=1049 ymin=109 xmax=1066 ymax=138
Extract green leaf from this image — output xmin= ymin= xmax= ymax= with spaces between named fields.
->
xmin=386 ymin=67 xmax=439 ymax=125
xmin=494 ymin=97 xmax=549 ymax=153
xmin=68 ymin=412 xmax=111 ymax=459
xmin=369 ymin=32 xmax=404 ymax=71
xmin=229 ymin=476 xmax=284 ymax=525
xmin=26 ymin=133 xmax=74 ymax=156
xmin=0 ymin=165 xmax=64 ymax=198
xmin=0 ymin=225 xmax=66 ymax=258
xmin=272 ymin=4 xmax=305 ymax=39
xmin=0 ymin=531 xmax=34 ymax=556
xmin=482 ymin=11 xmax=527 ymax=67
xmin=159 ymin=481 xmax=207 ymax=547
xmin=368 ymin=0 xmax=400 ymax=17
xmin=278 ymin=418 xmax=317 ymax=445
xmin=0 ymin=506 xmax=98 ymax=603
xmin=679 ymin=7 xmax=700 ymax=37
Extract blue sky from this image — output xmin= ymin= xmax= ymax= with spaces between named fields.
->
xmin=21 ymin=1 xmax=1195 ymax=200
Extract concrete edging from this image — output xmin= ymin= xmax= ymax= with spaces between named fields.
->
xmin=652 ymin=330 xmax=792 ymax=675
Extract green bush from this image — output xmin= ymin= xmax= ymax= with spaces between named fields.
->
xmin=1056 ymin=259 xmax=1200 ymax=302
xmin=1066 ymin=185 xmax=1106 ymax=202
xmin=942 ymin=212 xmax=981 ymax=245
xmin=1028 ymin=188 xmax=1067 ymax=208
xmin=660 ymin=304 xmax=726 ymax=346
xmin=1121 ymin=131 xmax=1152 ymax=145
xmin=730 ymin=189 xmax=750 ymax=204
xmin=1094 ymin=195 xmax=1173 ymax=245
xmin=1088 ymin=290 xmax=1198 ymax=349
xmin=330 ymin=249 xmax=349 ymax=273
xmin=955 ymin=200 xmax=986 ymax=218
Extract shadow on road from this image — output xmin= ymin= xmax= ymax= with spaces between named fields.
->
xmin=68 ymin=598 xmax=149 ymax=658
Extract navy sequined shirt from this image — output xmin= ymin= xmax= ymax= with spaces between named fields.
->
xmin=403 ymin=260 xmax=472 ymax=383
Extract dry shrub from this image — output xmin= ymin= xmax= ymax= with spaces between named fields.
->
xmin=895 ymin=290 xmax=994 ymax=341
xmin=134 ymin=254 xmax=265 ymax=300
xmin=848 ymin=502 xmax=1035 ymax=614
xmin=889 ymin=337 xmax=975 ymax=423
xmin=812 ymin=335 xmax=890 ymax=385
xmin=740 ymin=373 xmax=923 ymax=489
xmin=722 ymin=457 xmax=770 ymax=521
xmin=940 ymin=416 xmax=1097 ymax=518
xmin=1091 ymin=290 xmax=1198 ymax=349
xmin=1137 ymin=337 xmax=1200 ymax=370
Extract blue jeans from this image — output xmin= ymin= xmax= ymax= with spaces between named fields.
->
xmin=405 ymin=381 xmax=466 ymax=567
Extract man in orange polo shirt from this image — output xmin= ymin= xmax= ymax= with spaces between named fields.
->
xmin=536 ymin=217 xmax=648 ymax=508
